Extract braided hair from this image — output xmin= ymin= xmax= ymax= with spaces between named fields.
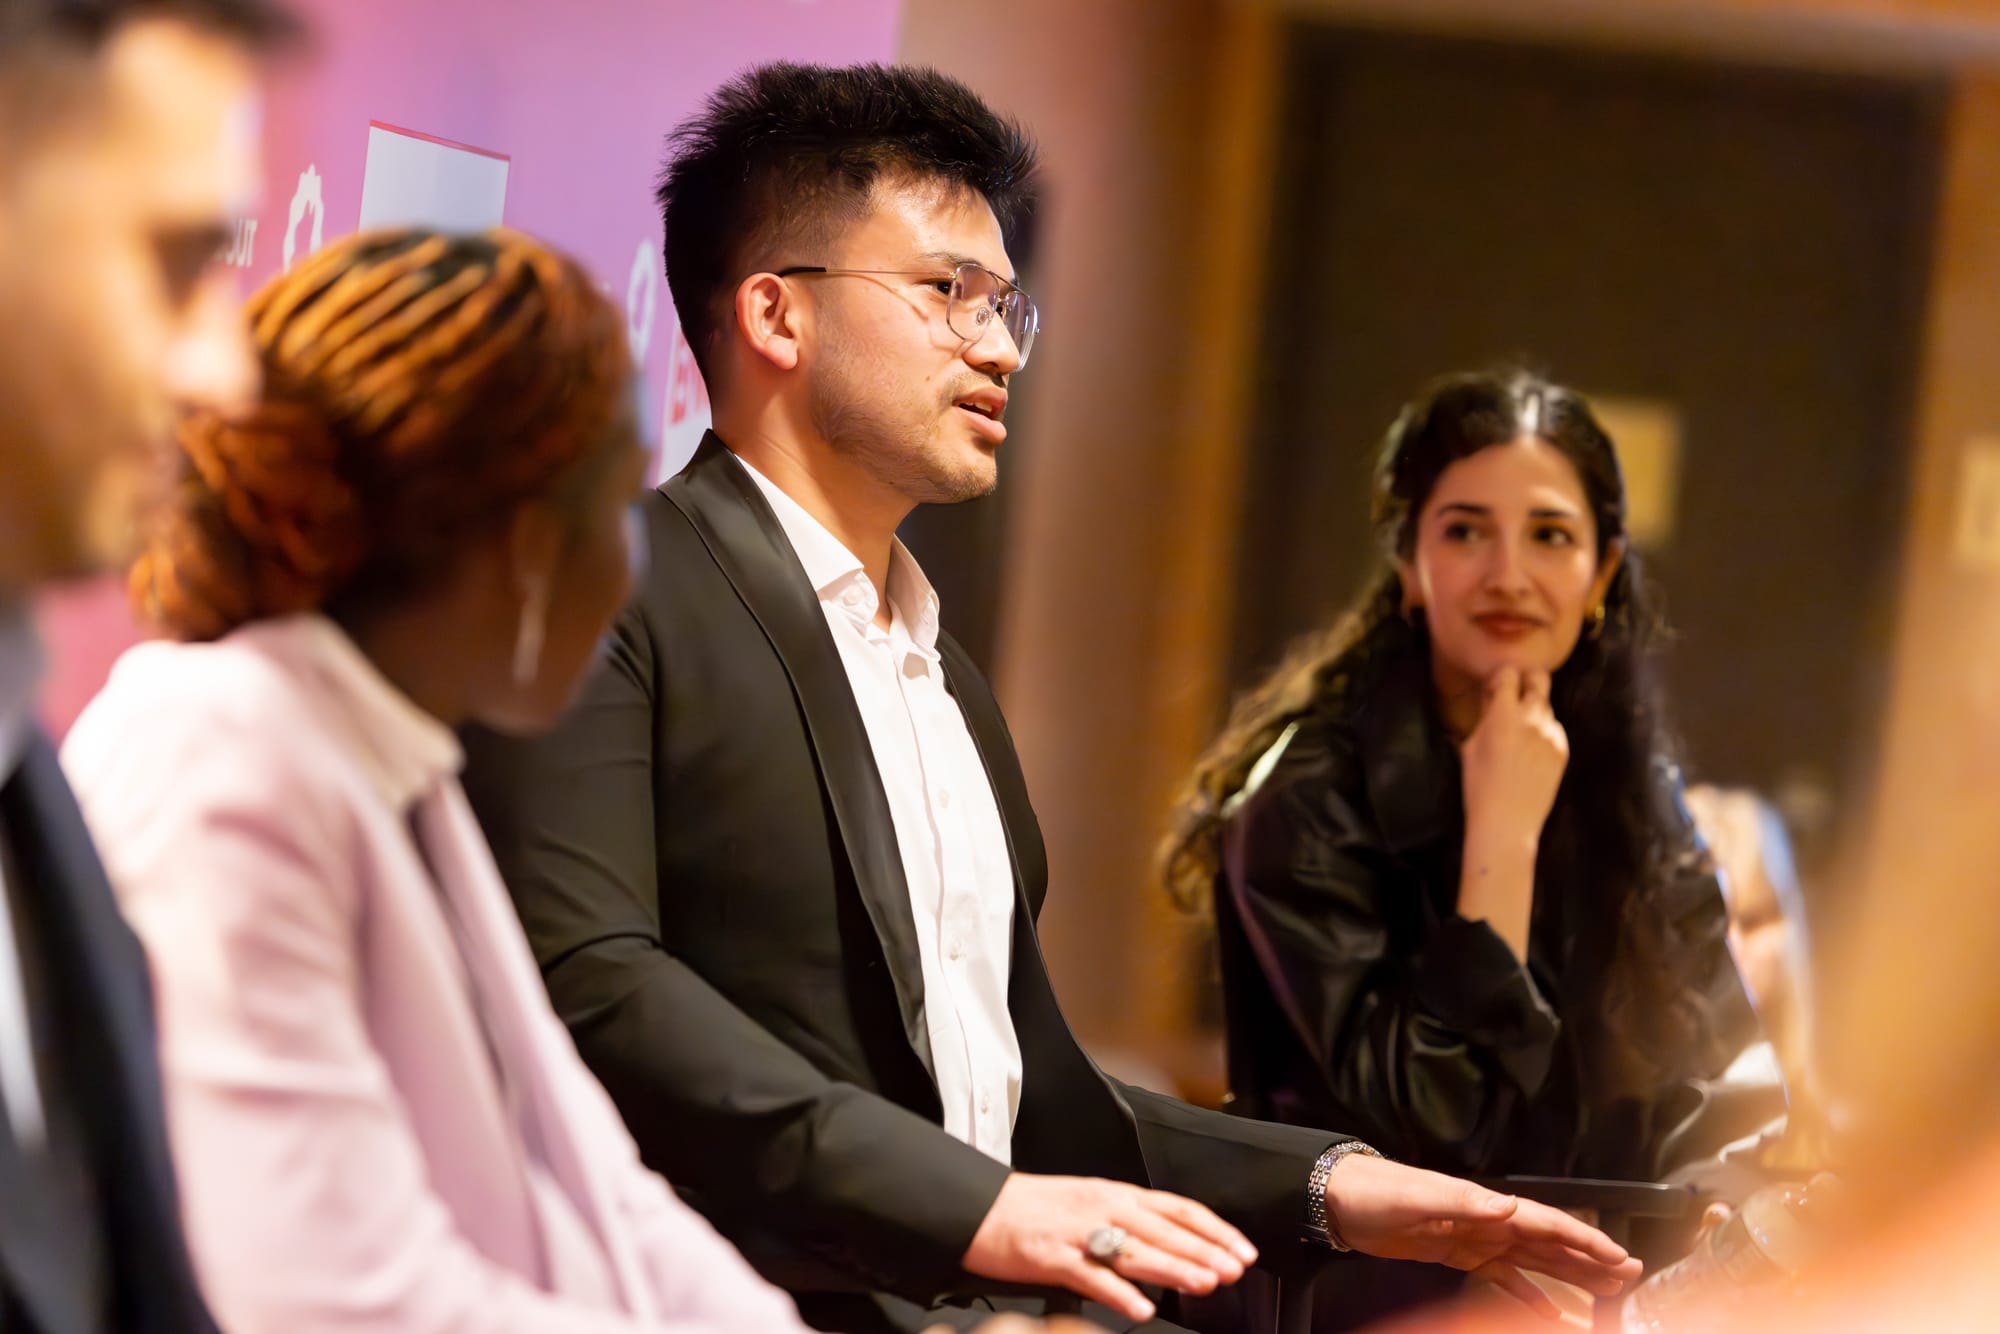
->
xmin=135 ymin=227 xmax=630 ymax=641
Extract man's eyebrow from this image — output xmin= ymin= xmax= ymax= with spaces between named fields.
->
xmin=915 ymin=249 xmax=1015 ymax=283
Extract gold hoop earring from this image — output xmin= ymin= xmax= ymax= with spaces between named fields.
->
xmin=1587 ymin=603 xmax=1607 ymax=640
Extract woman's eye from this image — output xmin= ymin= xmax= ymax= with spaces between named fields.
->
xmin=1443 ymin=522 xmax=1478 ymax=542
xmin=1536 ymin=526 xmax=1576 ymax=547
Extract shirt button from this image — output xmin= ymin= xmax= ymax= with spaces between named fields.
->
xmin=979 ymin=1092 xmax=992 ymax=1115
xmin=936 ymin=787 xmax=953 ymax=810
xmin=947 ymin=938 xmax=965 ymax=962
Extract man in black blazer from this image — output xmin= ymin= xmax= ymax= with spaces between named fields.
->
xmin=0 ymin=3 xmax=295 ymax=1329
xmin=461 ymin=62 xmax=1639 ymax=1333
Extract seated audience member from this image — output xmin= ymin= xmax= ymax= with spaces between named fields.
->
xmin=61 ymin=228 xmax=813 ymax=1334
xmin=1683 ymin=784 xmax=1815 ymax=1092
xmin=1161 ymin=369 xmax=1764 ymax=1329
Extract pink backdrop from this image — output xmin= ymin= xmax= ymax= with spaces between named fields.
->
xmin=38 ymin=0 xmax=903 ymax=736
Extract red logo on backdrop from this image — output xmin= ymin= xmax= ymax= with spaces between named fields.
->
xmin=666 ymin=324 xmax=709 ymax=426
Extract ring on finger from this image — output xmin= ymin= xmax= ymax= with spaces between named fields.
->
xmin=1085 ymin=1225 xmax=1129 ymax=1265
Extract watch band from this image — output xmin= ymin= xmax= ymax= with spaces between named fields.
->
xmin=1304 ymin=1140 xmax=1385 ymax=1250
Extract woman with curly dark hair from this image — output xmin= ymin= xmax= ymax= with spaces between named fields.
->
xmin=1162 ymin=368 xmax=1760 ymax=1326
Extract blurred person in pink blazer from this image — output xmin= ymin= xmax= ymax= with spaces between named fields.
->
xmin=60 ymin=227 xmax=812 ymax=1334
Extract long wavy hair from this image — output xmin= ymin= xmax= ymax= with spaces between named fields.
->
xmin=1161 ymin=367 xmax=1716 ymax=1093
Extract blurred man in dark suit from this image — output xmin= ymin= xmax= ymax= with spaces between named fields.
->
xmin=0 ymin=3 xmax=294 ymax=1328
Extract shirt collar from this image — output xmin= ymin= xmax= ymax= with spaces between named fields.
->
xmin=731 ymin=450 xmax=942 ymax=651
xmin=278 ymin=613 xmax=463 ymax=811
xmin=0 ymin=605 xmax=46 ymax=783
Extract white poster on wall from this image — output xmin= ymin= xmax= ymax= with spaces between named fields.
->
xmin=357 ymin=122 xmax=510 ymax=233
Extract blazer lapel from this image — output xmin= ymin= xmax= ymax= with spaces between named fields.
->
xmin=664 ymin=434 xmax=935 ymax=1087
xmin=931 ymin=637 xmax=1046 ymax=921
xmin=410 ymin=784 xmax=660 ymax=1319
xmin=933 ymin=639 xmax=1149 ymax=1184
xmin=2 ymin=734 xmax=207 ymax=1332
xmin=0 ymin=1107 xmax=71 ymax=1333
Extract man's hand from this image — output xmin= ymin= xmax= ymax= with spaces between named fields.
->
xmin=1326 ymin=1155 xmax=1643 ymax=1320
xmin=961 ymin=1172 xmax=1258 ymax=1324
xmin=927 ymin=1320 xmax=1102 ymax=1334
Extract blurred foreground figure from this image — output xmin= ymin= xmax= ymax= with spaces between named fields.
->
xmin=0 ymin=2 xmax=290 ymax=1330
xmin=64 ymin=227 xmax=818 ymax=1333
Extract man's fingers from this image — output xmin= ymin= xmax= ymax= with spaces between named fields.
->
xmin=1513 ymin=1236 xmax=1635 ymax=1273
xmin=1521 ymin=1237 xmax=1643 ymax=1280
xmin=1059 ymin=1254 xmax=1156 ymax=1324
xmin=1100 ymin=1237 xmax=1223 ymax=1296
xmin=1117 ymin=1205 xmax=1246 ymax=1283
xmin=1502 ymin=1198 xmax=1632 ymax=1263
xmin=1328 ymin=1157 xmax=1515 ymax=1249
xmin=1138 ymin=1190 xmax=1258 ymax=1266
xmin=1473 ymin=1261 xmax=1563 ymax=1321
xmin=1408 ymin=1172 xmax=1517 ymax=1223
xmin=1505 ymin=1243 xmax=1643 ymax=1296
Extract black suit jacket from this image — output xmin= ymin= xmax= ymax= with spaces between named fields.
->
xmin=0 ymin=734 xmax=218 ymax=1334
xmin=462 ymin=435 xmax=1339 ymax=1319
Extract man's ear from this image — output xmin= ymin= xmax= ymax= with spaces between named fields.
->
xmin=734 ymin=271 xmax=806 ymax=372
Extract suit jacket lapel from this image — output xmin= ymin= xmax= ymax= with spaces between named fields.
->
xmin=665 ymin=434 xmax=936 ymax=1087
xmin=931 ymin=636 xmax=1045 ymax=922
xmin=2 ymin=733 xmax=208 ymax=1332
xmin=933 ymin=638 xmax=1149 ymax=1184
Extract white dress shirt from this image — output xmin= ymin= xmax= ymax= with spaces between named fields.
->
xmin=0 ymin=607 xmax=47 ymax=1151
xmin=737 ymin=455 xmax=1024 ymax=1163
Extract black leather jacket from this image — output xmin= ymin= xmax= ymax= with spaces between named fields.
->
xmin=1214 ymin=623 xmax=1758 ymax=1184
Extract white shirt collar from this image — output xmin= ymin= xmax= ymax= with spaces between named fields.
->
xmin=0 ymin=605 xmax=46 ymax=783
xmin=274 ymin=613 xmax=464 ymax=810
xmin=731 ymin=451 xmax=942 ymax=651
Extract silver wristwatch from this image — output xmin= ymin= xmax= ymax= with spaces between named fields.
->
xmin=1304 ymin=1140 xmax=1385 ymax=1250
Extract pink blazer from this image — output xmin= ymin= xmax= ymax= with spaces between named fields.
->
xmin=63 ymin=615 xmax=807 ymax=1333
